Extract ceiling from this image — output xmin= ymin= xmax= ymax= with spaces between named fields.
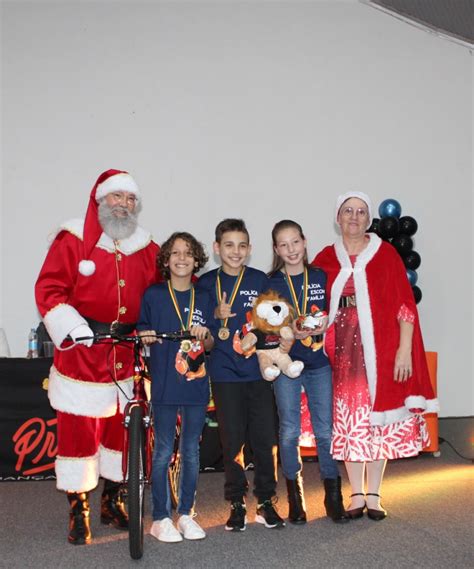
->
xmin=362 ymin=0 xmax=474 ymax=48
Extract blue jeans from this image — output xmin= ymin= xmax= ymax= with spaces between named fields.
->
xmin=151 ymin=404 xmax=207 ymax=520
xmin=273 ymin=364 xmax=339 ymax=480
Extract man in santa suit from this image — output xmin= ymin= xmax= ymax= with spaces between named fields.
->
xmin=35 ymin=169 xmax=160 ymax=545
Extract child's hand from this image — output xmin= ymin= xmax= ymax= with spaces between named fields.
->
xmin=190 ymin=325 xmax=210 ymax=341
xmin=190 ymin=325 xmax=214 ymax=351
xmin=214 ymin=291 xmax=237 ymax=320
xmin=292 ymin=319 xmax=312 ymax=340
xmin=138 ymin=330 xmax=161 ymax=345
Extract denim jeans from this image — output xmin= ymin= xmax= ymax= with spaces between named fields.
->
xmin=273 ymin=364 xmax=339 ymax=480
xmin=151 ymin=404 xmax=207 ymax=520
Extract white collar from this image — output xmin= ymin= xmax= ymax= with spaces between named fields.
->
xmin=57 ymin=218 xmax=154 ymax=255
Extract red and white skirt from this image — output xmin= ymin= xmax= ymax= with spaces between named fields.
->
xmin=330 ymin=307 xmax=429 ymax=461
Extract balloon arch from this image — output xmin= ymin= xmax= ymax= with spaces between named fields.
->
xmin=368 ymin=199 xmax=422 ymax=304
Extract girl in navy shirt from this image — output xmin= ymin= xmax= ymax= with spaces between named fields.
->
xmin=269 ymin=220 xmax=349 ymax=525
xmin=138 ymin=232 xmax=214 ymax=543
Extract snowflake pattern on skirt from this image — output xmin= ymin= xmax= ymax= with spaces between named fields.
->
xmin=330 ymin=306 xmax=430 ymax=462
xmin=300 ymin=390 xmax=316 ymax=448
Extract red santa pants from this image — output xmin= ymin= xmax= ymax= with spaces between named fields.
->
xmin=55 ymin=408 xmax=124 ymax=492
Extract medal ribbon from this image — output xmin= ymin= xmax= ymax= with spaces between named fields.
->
xmin=216 ymin=267 xmax=246 ymax=328
xmin=167 ymin=281 xmax=195 ymax=331
xmin=285 ymin=267 xmax=308 ymax=317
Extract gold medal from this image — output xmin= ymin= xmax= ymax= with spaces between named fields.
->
xmin=218 ymin=327 xmax=230 ymax=341
xmin=216 ymin=267 xmax=245 ymax=343
xmin=180 ymin=339 xmax=192 ymax=353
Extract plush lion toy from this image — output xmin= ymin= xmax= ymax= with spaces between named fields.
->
xmin=240 ymin=290 xmax=304 ymax=381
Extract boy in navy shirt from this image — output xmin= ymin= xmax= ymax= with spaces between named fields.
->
xmin=197 ymin=219 xmax=284 ymax=531
xmin=138 ymin=232 xmax=214 ymax=543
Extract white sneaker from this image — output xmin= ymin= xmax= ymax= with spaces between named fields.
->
xmin=177 ymin=514 xmax=206 ymax=540
xmin=150 ymin=518 xmax=183 ymax=543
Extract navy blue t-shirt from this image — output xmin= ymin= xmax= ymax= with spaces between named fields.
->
xmin=137 ymin=283 xmax=213 ymax=406
xmin=268 ymin=267 xmax=330 ymax=370
xmin=196 ymin=266 xmax=269 ymax=382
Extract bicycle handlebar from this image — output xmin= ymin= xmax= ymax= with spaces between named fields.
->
xmin=74 ymin=331 xmax=195 ymax=343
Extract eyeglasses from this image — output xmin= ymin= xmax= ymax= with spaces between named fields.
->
xmin=109 ymin=192 xmax=137 ymax=206
xmin=340 ymin=207 xmax=368 ymax=218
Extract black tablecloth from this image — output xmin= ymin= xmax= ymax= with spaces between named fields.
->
xmin=0 ymin=358 xmax=223 ymax=481
xmin=0 ymin=358 xmax=56 ymax=481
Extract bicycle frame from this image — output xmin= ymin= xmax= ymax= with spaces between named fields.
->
xmin=77 ymin=330 xmax=194 ymax=560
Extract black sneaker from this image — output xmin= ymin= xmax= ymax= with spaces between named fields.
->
xmin=225 ymin=501 xmax=247 ymax=532
xmin=255 ymin=498 xmax=285 ymax=529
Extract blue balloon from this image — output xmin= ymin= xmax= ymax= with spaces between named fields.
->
xmin=406 ymin=269 xmax=418 ymax=286
xmin=379 ymin=198 xmax=402 ymax=219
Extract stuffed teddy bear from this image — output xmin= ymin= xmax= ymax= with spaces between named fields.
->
xmin=240 ymin=290 xmax=304 ymax=381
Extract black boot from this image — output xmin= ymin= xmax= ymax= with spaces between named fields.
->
xmin=286 ymin=475 xmax=307 ymax=525
xmin=67 ymin=492 xmax=92 ymax=545
xmin=100 ymin=479 xmax=129 ymax=530
xmin=323 ymin=477 xmax=350 ymax=524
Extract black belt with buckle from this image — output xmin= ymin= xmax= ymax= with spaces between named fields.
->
xmin=85 ymin=317 xmax=136 ymax=335
xmin=339 ymin=295 xmax=356 ymax=308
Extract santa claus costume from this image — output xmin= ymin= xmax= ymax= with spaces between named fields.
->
xmin=35 ymin=169 xmax=159 ymax=543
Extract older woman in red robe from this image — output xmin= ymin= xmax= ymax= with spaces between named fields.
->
xmin=313 ymin=191 xmax=438 ymax=521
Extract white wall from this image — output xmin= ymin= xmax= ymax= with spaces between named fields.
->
xmin=1 ymin=1 xmax=472 ymax=417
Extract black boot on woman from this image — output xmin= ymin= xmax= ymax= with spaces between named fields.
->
xmin=286 ymin=474 xmax=307 ymax=524
xmin=67 ymin=492 xmax=92 ymax=545
xmin=323 ymin=477 xmax=350 ymax=523
xmin=100 ymin=479 xmax=129 ymax=530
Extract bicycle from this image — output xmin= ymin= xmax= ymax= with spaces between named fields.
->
xmin=78 ymin=330 xmax=193 ymax=560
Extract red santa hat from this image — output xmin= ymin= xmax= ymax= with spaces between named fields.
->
xmin=335 ymin=190 xmax=373 ymax=229
xmin=78 ymin=169 xmax=140 ymax=276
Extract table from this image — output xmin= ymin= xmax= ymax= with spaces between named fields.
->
xmin=0 ymin=358 xmax=224 ymax=480
xmin=0 ymin=358 xmax=56 ymax=481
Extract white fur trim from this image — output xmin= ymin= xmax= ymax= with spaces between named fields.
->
xmin=371 ymin=396 xmax=440 ymax=426
xmin=53 ymin=218 xmax=153 ymax=256
xmin=78 ymin=259 xmax=96 ymax=276
xmin=99 ymin=445 xmax=124 ymax=482
xmin=43 ymin=304 xmax=88 ymax=347
xmin=96 ymin=225 xmax=153 ymax=255
xmin=47 ymin=218 xmax=84 ymax=246
xmin=425 ymin=398 xmax=440 ymax=413
xmin=332 ymin=234 xmax=381 ymax=404
xmin=95 ymin=172 xmax=140 ymax=201
xmin=406 ymin=395 xmax=440 ymax=414
xmin=48 ymin=366 xmax=134 ymax=417
xmin=371 ymin=406 xmax=411 ymax=426
xmin=117 ymin=379 xmax=135 ymax=413
xmin=55 ymin=453 xmax=100 ymax=492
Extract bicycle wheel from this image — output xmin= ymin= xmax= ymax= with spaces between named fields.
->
xmin=128 ymin=405 xmax=146 ymax=560
xmin=168 ymin=419 xmax=182 ymax=509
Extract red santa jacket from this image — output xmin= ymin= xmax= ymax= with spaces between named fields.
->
xmin=35 ymin=219 xmax=159 ymax=418
xmin=313 ymin=234 xmax=438 ymax=426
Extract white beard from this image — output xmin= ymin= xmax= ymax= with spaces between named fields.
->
xmin=98 ymin=200 xmax=139 ymax=241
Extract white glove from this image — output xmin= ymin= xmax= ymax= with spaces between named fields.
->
xmin=70 ymin=324 xmax=94 ymax=348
